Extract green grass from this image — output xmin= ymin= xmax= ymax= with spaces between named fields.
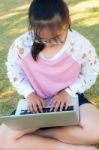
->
xmin=0 ymin=0 xmax=99 ymax=115
xmin=0 ymin=0 xmax=99 ymax=148
xmin=0 ymin=0 xmax=32 ymax=114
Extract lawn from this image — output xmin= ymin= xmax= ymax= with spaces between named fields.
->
xmin=0 ymin=0 xmax=99 ymax=148
xmin=0 ymin=0 xmax=99 ymax=116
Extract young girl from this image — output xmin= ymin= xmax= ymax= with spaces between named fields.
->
xmin=0 ymin=0 xmax=99 ymax=150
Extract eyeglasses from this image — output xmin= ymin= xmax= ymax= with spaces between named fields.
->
xmin=34 ymin=27 xmax=67 ymax=45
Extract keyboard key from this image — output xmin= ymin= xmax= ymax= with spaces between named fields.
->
xmin=20 ymin=106 xmax=74 ymax=115
xmin=54 ymin=106 xmax=74 ymax=112
xmin=20 ymin=110 xmax=33 ymax=115
xmin=43 ymin=107 xmax=50 ymax=112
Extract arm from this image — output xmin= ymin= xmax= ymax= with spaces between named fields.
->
xmin=65 ymin=40 xmax=99 ymax=96
xmin=6 ymin=39 xmax=34 ymax=98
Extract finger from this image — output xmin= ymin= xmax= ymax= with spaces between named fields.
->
xmin=28 ymin=104 xmax=35 ymax=113
xmin=40 ymin=98 xmax=45 ymax=108
xmin=50 ymin=99 xmax=57 ymax=111
xmin=65 ymin=98 xmax=71 ymax=109
xmin=36 ymin=101 xmax=43 ymax=112
xmin=54 ymin=101 xmax=61 ymax=112
xmin=65 ymin=101 xmax=70 ymax=110
xmin=60 ymin=103 xmax=64 ymax=111
xmin=33 ymin=104 xmax=39 ymax=113
xmin=50 ymin=98 xmax=57 ymax=107
xmin=50 ymin=97 xmax=57 ymax=105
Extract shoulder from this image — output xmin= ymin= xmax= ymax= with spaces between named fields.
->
xmin=67 ymin=29 xmax=96 ymax=63
xmin=15 ymin=31 xmax=34 ymax=46
xmin=70 ymin=29 xmax=93 ymax=47
xmin=9 ymin=31 xmax=34 ymax=59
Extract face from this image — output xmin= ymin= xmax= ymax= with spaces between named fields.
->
xmin=34 ymin=25 xmax=68 ymax=47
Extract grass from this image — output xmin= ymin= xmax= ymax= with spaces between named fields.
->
xmin=0 ymin=0 xmax=99 ymax=148
xmin=0 ymin=0 xmax=32 ymax=115
xmin=0 ymin=0 xmax=99 ymax=114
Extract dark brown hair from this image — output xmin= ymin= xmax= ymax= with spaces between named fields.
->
xmin=28 ymin=0 xmax=71 ymax=61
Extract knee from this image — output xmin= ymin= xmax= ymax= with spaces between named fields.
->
xmin=0 ymin=136 xmax=15 ymax=150
xmin=0 ymin=125 xmax=15 ymax=150
xmin=89 ymin=131 xmax=99 ymax=144
xmin=0 ymin=142 xmax=6 ymax=150
xmin=0 ymin=137 xmax=7 ymax=150
xmin=90 ymin=129 xmax=99 ymax=144
xmin=82 ymin=123 xmax=99 ymax=144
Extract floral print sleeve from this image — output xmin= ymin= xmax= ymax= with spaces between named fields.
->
xmin=65 ymin=39 xmax=99 ymax=96
xmin=6 ymin=38 xmax=34 ymax=98
xmin=6 ymin=30 xmax=99 ymax=98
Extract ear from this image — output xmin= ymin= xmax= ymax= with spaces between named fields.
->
xmin=66 ymin=17 xmax=71 ymax=28
xmin=69 ymin=17 xmax=71 ymax=25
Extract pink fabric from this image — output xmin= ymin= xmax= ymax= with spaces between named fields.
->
xmin=20 ymin=52 xmax=81 ymax=98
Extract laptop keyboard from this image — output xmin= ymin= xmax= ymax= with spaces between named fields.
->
xmin=20 ymin=106 xmax=74 ymax=115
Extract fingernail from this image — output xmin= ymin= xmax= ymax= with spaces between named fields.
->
xmin=50 ymin=108 xmax=53 ymax=111
xmin=41 ymin=109 xmax=43 ymax=113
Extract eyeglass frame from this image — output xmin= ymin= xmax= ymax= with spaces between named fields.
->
xmin=34 ymin=26 xmax=68 ymax=45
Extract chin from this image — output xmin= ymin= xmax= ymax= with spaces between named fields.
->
xmin=46 ymin=44 xmax=56 ymax=47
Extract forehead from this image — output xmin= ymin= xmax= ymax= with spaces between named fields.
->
xmin=36 ymin=26 xmax=63 ymax=39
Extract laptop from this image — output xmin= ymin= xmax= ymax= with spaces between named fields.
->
xmin=0 ymin=95 xmax=80 ymax=130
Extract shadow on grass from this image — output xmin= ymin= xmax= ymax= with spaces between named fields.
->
xmin=0 ymin=9 xmax=28 ymax=43
xmin=0 ymin=1 xmax=32 ymax=51
xmin=65 ymin=0 xmax=88 ymax=6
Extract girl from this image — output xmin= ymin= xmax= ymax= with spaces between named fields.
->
xmin=0 ymin=0 xmax=99 ymax=150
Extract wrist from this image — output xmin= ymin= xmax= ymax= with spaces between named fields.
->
xmin=60 ymin=89 xmax=71 ymax=98
xmin=27 ymin=91 xmax=35 ymax=100
xmin=64 ymin=87 xmax=73 ymax=97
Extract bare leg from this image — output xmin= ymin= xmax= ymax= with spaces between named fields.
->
xmin=34 ymin=104 xmax=99 ymax=145
xmin=0 ymin=124 xmax=39 ymax=140
xmin=0 ymin=124 xmax=97 ymax=150
xmin=7 ymin=135 xmax=98 ymax=150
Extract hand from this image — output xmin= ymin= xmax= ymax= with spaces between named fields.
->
xmin=50 ymin=90 xmax=71 ymax=112
xmin=27 ymin=92 xmax=45 ymax=113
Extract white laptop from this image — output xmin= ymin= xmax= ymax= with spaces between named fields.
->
xmin=0 ymin=95 xmax=80 ymax=130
